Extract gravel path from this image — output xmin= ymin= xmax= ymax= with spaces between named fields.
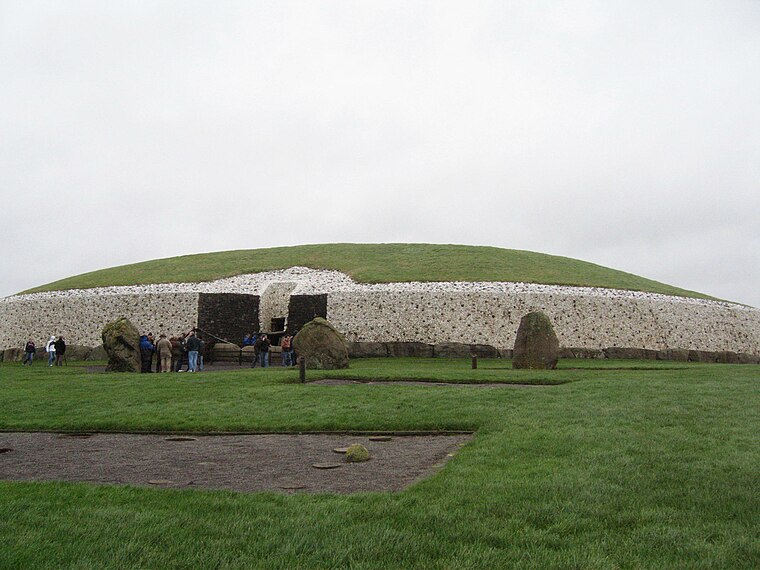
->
xmin=0 ymin=432 xmax=473 ymax=494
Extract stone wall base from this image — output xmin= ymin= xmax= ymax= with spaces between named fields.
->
xmin=2 ymin=342 xmax=758 ymax=365
xmin=346 ymin=342 xmax=760 ymax=364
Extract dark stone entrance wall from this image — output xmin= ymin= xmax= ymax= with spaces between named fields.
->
xmin=287 ymin=294 xmax=327 ymax=334
xmin=197 ymin=293 xmax=259 ymax=344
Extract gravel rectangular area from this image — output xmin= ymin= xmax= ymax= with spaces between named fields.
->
xmin=0 ymin=432 xmax=473 ymax=494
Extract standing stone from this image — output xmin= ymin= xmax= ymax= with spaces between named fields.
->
xmin=101 ymin=317 xmax=141 ymax=372
xmin=512 ymin=311 xmax=559 ymax=370
xmin=292 ymin=317 xmax=349 ymax=370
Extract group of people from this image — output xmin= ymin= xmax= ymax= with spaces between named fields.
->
xmin=21 ymin=336 xmax=66 ymax=367
xmin=19 ymin=328 xmax=297 ymax=372
xmin=139 ymin=329 xmax=205 ymax=373
xmin=242 ymin=332 xmax=296 ymax=368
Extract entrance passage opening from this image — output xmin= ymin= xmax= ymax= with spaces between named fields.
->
xmin=270 ymin=317 xmax=286 ymax=333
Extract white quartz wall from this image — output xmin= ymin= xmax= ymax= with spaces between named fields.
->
xmin=0 ymin=293 xmax=199 ymax=348
xmin=1 ymin=268 xmax=759 ymax=354
xmin=326 ymin=291 xmax=760 ymax=353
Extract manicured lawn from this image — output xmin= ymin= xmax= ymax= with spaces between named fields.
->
xmin=1 ymin=359 xmax=758 ymax=568
xmin=22 ymin=243 xmax=714 ymax=299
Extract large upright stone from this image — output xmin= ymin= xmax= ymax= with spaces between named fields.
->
xmin=512 ymin=311 xmax=559 ymax=370
xmin=292 ymin=317 xmax=349 ymax=370
xmin=102 ymin=317 xmax=141 ymax=372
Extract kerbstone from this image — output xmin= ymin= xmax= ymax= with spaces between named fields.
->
xmin=102 ymin=317 xmax=141 ymax=373
xmin=512 ymin=311 xmax=559 ymax=370
xmin=293 ymin=317 xmax=349 ymax=370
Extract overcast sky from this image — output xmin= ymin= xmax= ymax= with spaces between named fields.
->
xmin=1 ymin=1 xmax=758 ymax=306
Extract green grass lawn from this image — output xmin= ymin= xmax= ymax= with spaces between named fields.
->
xmin=21 ymin=243 xmax=715 ymax=300
xmin=1 ymin=359 xmax=758 ymax=568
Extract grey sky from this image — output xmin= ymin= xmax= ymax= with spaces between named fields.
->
xmin=1 ymin=1 xmax=758 ymax=306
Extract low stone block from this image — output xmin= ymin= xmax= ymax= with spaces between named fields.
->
xmin=433 ymin=343 xmax=473 ymax=358
xmin=347 ymin=342 xmax=388 ymax=358
xmin=715 ymin=351 xmax=739 ymax=364
xmin=386 ymin=342 xmax=434 ymax=358
xmin=86 ymin=345 xmax=109 ymax=361
xmin=66 ymin=345 xmax=93 ymax=361
xmin=3 ymin=348 xmax=23 ymax=362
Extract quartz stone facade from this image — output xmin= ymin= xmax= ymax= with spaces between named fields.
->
xmin=1 ymin=268 xmax=758 ymax=355
xmin=326 ymin=290 xmax=760 ymax=353
xmin=0 ymin=293 xmax=199 ymax=348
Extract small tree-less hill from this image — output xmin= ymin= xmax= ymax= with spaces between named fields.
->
xmin=21 ymin=243 xmax=715 ymax=300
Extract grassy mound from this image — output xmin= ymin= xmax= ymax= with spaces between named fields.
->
xmin=21 ymin=243 xmax=713 ymax=299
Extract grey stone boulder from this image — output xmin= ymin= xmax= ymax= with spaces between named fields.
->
xmin=512 ymin=311 xmax=559 ymax=370
xmin=497 ymin=348 xmax=513 ymax=359
xmin=3 ymin=348 xmax=23 ymax=363
xmin=347 ymin=342 xmax=388 ymax=358
xmin=66 ymin=345 xmax=93 ymax=361
xmin=433 ymin=342 xmax=473 ymax=358
xmin=101 ymin=317 xmax=141 ymax=372
xmin=86 ymin=345 xmax=109 ymax=361
xmin=738 ymin=353 xmax=760 ymax=365
xmin=212 ymin=343 xmax=242 ymax=363
xmin=385 ymin=342 xmax=434 ymax=358
xmin=657 ymin=348 xmax=689 ymax=362
xmin=293 ymin=317 xmax=349 ymax=370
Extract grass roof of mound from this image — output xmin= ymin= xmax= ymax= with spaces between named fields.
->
xmin=21 ymin=243 xmax=715 ymax=300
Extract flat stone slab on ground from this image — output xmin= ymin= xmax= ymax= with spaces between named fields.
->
xmin=0 ymin=432 xmax=473 ymax=494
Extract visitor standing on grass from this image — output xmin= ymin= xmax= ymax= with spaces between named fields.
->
xmin=147 ymin=333 xmax=158 ymax=372
xmin=185 ymin=330 xmax=201 ymax=372
xmin=198 ymin=338 xmax=205 ymax=371
xmin=280 ymin=334 xmax=293 ymax=366
xmin=54 ymin=336 xmax=66 ymax=366
xmin=170 ymin=336 xmax=183 ymax=372
xmin=156 ymin=334 xmax=173 ymax=373
xmin=257 ymin=334 xmax=271 ymax=368
xmin=22 ymin=338 xmax=36 ymax=365
xmin=139 ymin=335 xmax=154 ymax=373
xmin=250 ymin=333 xmax=260 ymax=367
xmin=45 ymin=335 xmax=56 ymax=367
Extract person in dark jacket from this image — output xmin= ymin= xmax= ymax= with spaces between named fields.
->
xmin=257 ymin=334 xmax=271 ymax=368
xmin=250 ymin=333 xmax=260 ymax=367
xmin=185 ymin=330 xmax=201 ymax=372
xmin=22 ymin=338 xmax=36 ymax=366
xmin=170 ymin=336 xmax=183 ymax=372
xmin=54 ymin=336 xmax=66 ymax=366
xmin=139 ymin=335 xmax=154 ymax=373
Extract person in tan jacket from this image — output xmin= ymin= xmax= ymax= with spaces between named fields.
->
xmin=156 ymin=334 xmax=173 ymax=373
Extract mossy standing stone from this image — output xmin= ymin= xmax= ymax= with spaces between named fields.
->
xmin=101 ymin=317 xmax=141 ymax=372
xmin=292 ymin=317 xmax=349 ymax=370
xmin=512 ymin=311 xmax=559 ymax=370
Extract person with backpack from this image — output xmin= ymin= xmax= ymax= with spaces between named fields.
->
xmin=22 ymin=338 xmax=36 ymax=366
xmin=280 ymin=334 xmax=293 ymax=367
xmin=53 ymin=336 xmax=66 ymax=366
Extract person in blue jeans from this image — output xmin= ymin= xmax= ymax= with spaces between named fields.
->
xmin=185 ymin=330 xmax=201 ymax=372
xmin=22 ymin=339 xmax=36 ymax=365
xmin=45 ymin=335 xmax=56 ymax=366
xmin=258 ymin=334 xmax=271 ymax=367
